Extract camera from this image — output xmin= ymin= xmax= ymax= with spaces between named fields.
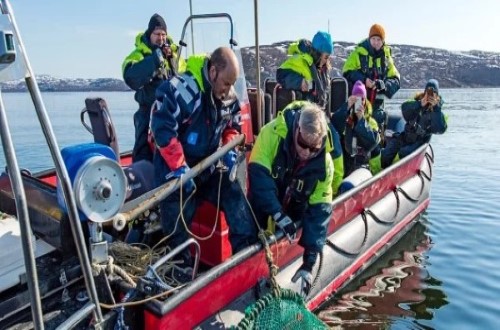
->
xmin=160 ymin=41 xmax=171 ymax=49
xmin=354 ymin=98 xmax=363 ymax=111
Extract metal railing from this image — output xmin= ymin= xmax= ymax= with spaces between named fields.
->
xmin=0 ymin=1 xmax=103 ymax=328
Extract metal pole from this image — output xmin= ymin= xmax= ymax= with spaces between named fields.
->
xmin=55 ymin=302 xmax=95 ymax=330
xmin=112 ymin=134 xmax=244 ymax=224
xmin=3 ymin=0 xmax=104 ymax=325
xmin=253 ymin=0 xmax=262 ymax=129
xmin=189 ymin=0 xmax=195 ymax=55
xmin=0 ymin=90 xmax=44 ymax=329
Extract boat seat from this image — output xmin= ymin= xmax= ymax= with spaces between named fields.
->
xmin=80 ymin=98 xmax=119 ymax=157
xmin=263 ymin=78 xmax=296 ymax=117
xmin=274 ymin=84 xmax=296 ymax=115
xmin=263 ymin=78 xmax=275 ymax=121
xmin=330 ymin=76 xmax=348 ymax=114
xmin=247 ymin=87 xmax=265 ymax=136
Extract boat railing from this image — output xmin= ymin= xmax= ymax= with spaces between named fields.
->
xmin=176 ymin=13 xmax=237 ymax=61
xmin=0 ymin=0 xmax=104 ymax=328
xmin=110 ymin=134 xmax=244 ymax=226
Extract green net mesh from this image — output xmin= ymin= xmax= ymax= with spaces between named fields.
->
xmin=233 ymin=288 xmax=327 ymax=330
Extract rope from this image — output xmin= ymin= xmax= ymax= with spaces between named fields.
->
xmin=421 ymin=150 xmax=434 ymax=181
xmin=179 ymin=171 xmax=224 ymax=241
xmin=363 ymin=189 xmax=401 ymax=225
xmin=109 ymin=241 xmax=167 ymax=277
xmin=396 ymin=176 xmax=424 ymax=202
xmin=325 ymin=211 xmax=369 ymax=256
xmin=258 ymin=231 xmax=281 ymax=297
xmin=100 ymin=285 xmax=184 ymax=309
xmin=148 ymin=170 xmax=223 ymax=252
xmin=305 ymin=250 xmax=324 ymax=300
xmin=92 ymin=256 xmax=136 ymax=288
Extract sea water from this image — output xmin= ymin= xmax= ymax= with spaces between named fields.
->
xmin=1 ymin=89 xmax=499 ymax=328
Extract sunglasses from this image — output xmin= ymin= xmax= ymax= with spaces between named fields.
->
xmin=296 ymin=129 xmax=321 ymax=153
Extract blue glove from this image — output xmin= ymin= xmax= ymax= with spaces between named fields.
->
xmin=291 ymin=264 xmax=313 ymax=297
xmin=165 ymin=165 xmax=195 ymax=193
xmin=222 ymin=150 xmax=237 ymax=171
xmin=273 ymin=212 xmax=297 ymax=243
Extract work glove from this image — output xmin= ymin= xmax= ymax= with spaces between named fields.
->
xmin=291 ymin=263 xmax=313 ymax=297
xmin=165 ymin=165 xmax=195 ymax=193
xmin=222 ymin=150 xmax=237 ymax=172
xmin=154 ymin=47 xmax=165 ymax=64
xmin=375 ymin=79 xmax=386 ymax=92
xmin=273 ymin=212 xmax=297 ymax=243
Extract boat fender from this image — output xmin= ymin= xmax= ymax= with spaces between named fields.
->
xmin=57 ymin=143 xmax=127 ymax=223
xmin=338 ymin=167 xmax=372 ymax=194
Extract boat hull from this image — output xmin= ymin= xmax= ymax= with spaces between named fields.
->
xmin=143 ymin=143 xmax=434 ymax=329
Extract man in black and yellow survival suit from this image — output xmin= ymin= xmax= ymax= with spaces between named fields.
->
xmin=343 ymin=23 xmax=400 ymax=141
xmin=122 ymin=13 xmax=185 ymax=162
xmin=151 ymin=47 xmax=257 ymax=264
xmin=248 ymin=101 xmax=334 ymax=292
xmin=277 ymin=31 xmax=344 ymax=194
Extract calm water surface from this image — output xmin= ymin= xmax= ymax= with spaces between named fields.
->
xmin=1 ymin=89 xmax=499 ymax=328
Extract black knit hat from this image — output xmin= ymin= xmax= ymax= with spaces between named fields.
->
xmin=146 ymin=13 xmax=167 ymax=37
xmin=425 ymin=79 xmax=439 ymax=94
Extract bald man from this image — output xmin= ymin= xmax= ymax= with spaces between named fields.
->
xmin=150 ymin=47 xmax=257 ymax=264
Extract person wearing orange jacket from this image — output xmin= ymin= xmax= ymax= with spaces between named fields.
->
xmin=343 ymin=24 xmax=400 ymax=141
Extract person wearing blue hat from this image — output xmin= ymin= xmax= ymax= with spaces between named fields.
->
xmin=381 ymin=78 xmax=448 ymax=167
xmin=276 ymin=31 xmax=344 ymax=194
xmin=342 ymin=24 xmax=400 ymax=143
xmin=277 ymin=31 xmax=334 ymax=111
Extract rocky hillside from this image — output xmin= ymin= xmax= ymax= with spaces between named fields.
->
xmin=0 ymin=74 xmax=129 ymax=92
xmin=1 ymin=42 xmax=499 ymax=92
xmin=241 ymin=41 xmax=500 ymax=88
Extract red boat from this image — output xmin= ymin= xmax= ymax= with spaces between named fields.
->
xmin=0 ymin=2 xmax=434 ymax=329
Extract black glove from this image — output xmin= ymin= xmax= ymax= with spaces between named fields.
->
xmin=291 ymin=250 xmax=317 ymax=296
xmin=375 ymin=79 xmax=386 ymax=91
xmin=291 ymin=262 xmax=313 ymax=297
xmin=273 ymin=212 xmax=297 ymax=243
xmin=154 ymin=47 xmax=165 ymax=65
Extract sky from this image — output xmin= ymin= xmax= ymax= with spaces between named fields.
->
xmin=10 ymin=0 xmax=500 ymax=79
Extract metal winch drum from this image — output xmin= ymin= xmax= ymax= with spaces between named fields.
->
xmin=58 ymin=143 xmax=127 ymax=223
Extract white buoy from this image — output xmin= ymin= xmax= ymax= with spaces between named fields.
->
xmin=339 ymin=167 xmax=373 ymax=194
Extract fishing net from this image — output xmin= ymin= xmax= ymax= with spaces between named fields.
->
xmin=233 ymin=232 xmax=327 ymax=330
xmin=234 ymin=288 xmax=327 ymax=330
